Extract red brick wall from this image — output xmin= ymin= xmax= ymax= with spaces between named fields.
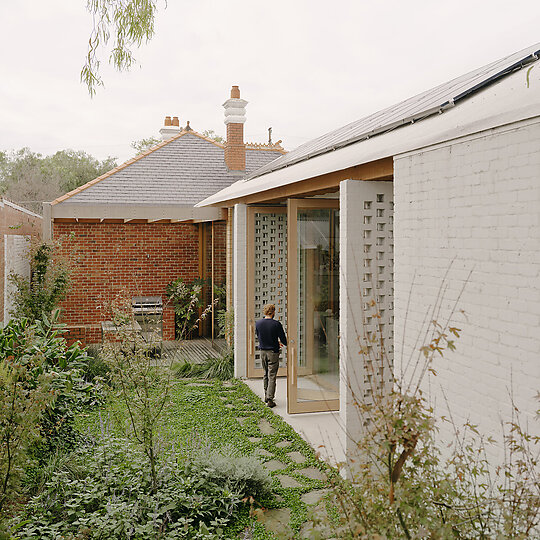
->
xmin=225 ymin=123 xmax=245 ymax=170
xmin=0 ymin=200 xmax=41 ymax=324
xmin=52 ymin=220 xmax=227 ymax=346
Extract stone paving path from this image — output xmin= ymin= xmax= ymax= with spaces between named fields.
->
xmin=219 ymin=385 xmax=334 ymax=538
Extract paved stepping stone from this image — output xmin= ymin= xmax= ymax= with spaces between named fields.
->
xmin=187 ymin=382 xmax=211 ymax=387
xmin=276 ymin=475 xmax=302 ymax=488
xmin=236 ymin=417 xmax=248 ymax=425
xmin=258 ymin=419 xmax=275 ymax=435
xmin=298 ymin=467 xmax=327 ymax=481
xmin=255 ymin=448 xmax=272 ymax=458
xmin=275 ymin=440 xmax=292 ymax=448
xmin=263 ymin=459 xmax=286 ymax=472
xmin=222 ymin=381 xmax=234 ymax=387
xmin=301 ymin=489 xmax=329 ymax=505
xmin=225 ymin=403 xmax=234 ymax=408
xmin=286 ymin=451 xmax=306 ymax=464
xmin=256 ymin=507 xmax=292 ymax=538
xmin=248 ymin=436 xmax=262 ymax=443
xmin=219 ymin=396 xmax=228 ymax=401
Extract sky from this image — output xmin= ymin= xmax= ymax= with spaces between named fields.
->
xmin=1 ymin=0 xmax=539 ymax=164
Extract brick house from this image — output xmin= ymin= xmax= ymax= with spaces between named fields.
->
xmin=198 ymin=44 xmax=540 ymax=467
xmin=1 ymin=198 xmax=42 ymax=326
xmin=43 ymin=87 xmax=284 ymax=345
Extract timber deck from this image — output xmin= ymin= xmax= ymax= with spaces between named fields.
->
xmin=162 ymin=338 xmax=227 ymax=364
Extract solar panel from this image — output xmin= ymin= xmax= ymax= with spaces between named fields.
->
xmin=247 ymin=43 xmax=540 ymax=181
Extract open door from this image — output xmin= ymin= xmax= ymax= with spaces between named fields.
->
xmin=287 ymin=199 xmax=340 ymax=413
xmin=246 ymin=206 xmax=288 ymax=378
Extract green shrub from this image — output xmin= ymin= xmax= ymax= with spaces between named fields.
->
xmin=16 ymin=436 xmax=267 ymax=539
xmin=8 ymin=240 xmax=70 ymax=323
xmin=186 ymin=444 xmax=271 ymax=500
xmin=82 ymin=345 xmax=111 ymax=382
xmin=0 ymin=344 xmax=55 ymax=513
xmin=173 ymin=351 xmax=234 ymax=381
xmin=1 ymin=315 xmax=103 ymax=468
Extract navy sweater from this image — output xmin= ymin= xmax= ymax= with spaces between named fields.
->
xmin=255 ymin=318 xmax=287 ymax=353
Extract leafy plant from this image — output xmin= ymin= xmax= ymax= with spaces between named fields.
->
xmin=16 ymin=436 xmax=252 ymax=539
xmin=216 ymin=307 xmax=234 ymax=344
xmin=0 ymin=345 xmax=54 ymax=514
xmin=1 ymin=314 xmax=102 ymax=467
xmin=8 ymin=240 xmax=70 ymax=323
xmin=173 ymin=349 xmax=234 ymax=381
xmin=166 ymin=277 xmax=205 ymax=339
xmin=82 ymin=0 xmax=161 ymax=96
xmin=308 ymin=294 xmax=540 ymax=538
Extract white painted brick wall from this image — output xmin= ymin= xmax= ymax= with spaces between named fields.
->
xmin=4 ymin=235 xmax=31 ymax=324
xmin=340 ymin=179 xmax=394 ymax=468
xmin=394 ymin=119 xmax=540 ymax=462
xmin=233 ymin=204 xmax=248 ymax=378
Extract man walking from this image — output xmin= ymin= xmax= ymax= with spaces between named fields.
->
xmin=255 ymin=304 xmax=287 ymax=408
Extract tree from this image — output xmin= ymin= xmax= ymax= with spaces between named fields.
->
xmin=0 ymin=148 xmax=117 ymax=213
xmin=82 ymin=0 xmax=161 ymax=96
xmin=131 ymin=136 xmax=161 ymax=155
xmin=202 ymin=130 xmax=225 ymax=144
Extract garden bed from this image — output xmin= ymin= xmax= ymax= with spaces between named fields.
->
xmin=76 ymin=378 xmax=336 ymax=539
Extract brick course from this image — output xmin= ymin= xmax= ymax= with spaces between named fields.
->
xmin=53 ymin=220 xmax=227 ymax=345
xmin=225 ymin=123 xmax=246 ymax=170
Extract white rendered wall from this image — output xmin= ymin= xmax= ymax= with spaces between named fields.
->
xmin=4 ymin=235 xmax=30 ymax=324
xmin=339 ymin=179 xmax=394 ymax=467
xmin=394 ymin=118 xmax=540 ymax=460
xmin=233 ymin=204 xmax=248 ymax=378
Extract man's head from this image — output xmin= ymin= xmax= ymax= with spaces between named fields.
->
xmin=263 ymin=304 xmax=276 ymax=318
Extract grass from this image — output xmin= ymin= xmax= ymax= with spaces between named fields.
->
xmin=76 ymin=377 xmax=336 ymax=539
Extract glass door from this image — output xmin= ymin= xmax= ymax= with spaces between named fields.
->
xmin=287 ymin=199 xmax=340 ymax=413
xmin=246 ymin=206 xmax=287 ymax=378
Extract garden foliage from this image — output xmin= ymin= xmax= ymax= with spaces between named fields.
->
xmin=0 ymin=314 xmax=98 ymax=513
xmin=309 ymin=302 xmax=540 ymax=538
xmin=17 ymin=436 xmax=266 ymax=539
xmin=9 ymin=240 xmax=70 ymax=323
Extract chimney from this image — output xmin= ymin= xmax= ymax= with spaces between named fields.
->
xmin=223 ymin=86 xmax=247 ymax=170
xmin=159 ymin=115 xmax=182 ymax=140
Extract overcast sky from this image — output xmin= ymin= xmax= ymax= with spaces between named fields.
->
xmin=1 ymin=0 xmax=539 ymax=164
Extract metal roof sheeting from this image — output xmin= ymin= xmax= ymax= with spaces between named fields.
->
xmin=197 ymin=49 xmax=540 ymax=207
xmin=246 ymin=43 xmax=540 ymax=181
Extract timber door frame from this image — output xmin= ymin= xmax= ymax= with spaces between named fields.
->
xmin=287 ymin=198 xmax=340 ymax=414
xmin=246 ymin=206 xmax=288 ymax=379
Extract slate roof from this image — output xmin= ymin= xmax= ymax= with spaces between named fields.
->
xmin=53 ymin=131 xmax=284 ymax=207
xmin=246 ymin=42 xmax=540 ymax=181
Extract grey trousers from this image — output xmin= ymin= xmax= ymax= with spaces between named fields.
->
xmin=261 ymin=350 xmax=280 ymax=401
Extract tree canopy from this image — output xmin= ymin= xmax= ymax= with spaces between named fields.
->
xmin=0 ymin=148 xmax=117 ymax=214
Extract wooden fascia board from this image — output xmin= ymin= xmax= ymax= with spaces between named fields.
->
xmin=218 ymin=157 xmax=393 ymax=206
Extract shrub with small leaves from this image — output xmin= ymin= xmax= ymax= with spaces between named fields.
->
xmin=16 ymin=436 xmax=267 ymax=539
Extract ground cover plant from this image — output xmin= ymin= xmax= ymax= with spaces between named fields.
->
xmin=68 ymin=378 xmax=335 ymax=539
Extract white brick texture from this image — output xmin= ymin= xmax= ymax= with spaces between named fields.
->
xmin=339 ymin=179 xmax=394 ymax=467
xmin=4 ymin=235 xmax=30 ymax=324
xmin=394 ymin=119 xmax=540 ymax=460
xmin=233 ymin=204 xmax=248 ymax=378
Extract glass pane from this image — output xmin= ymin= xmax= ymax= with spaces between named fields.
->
xmin=296 ymin=208 xmax=339 ymax=403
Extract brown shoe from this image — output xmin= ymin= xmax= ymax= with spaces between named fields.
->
xmin=266 ymin=400 xmax=276 ymax=408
